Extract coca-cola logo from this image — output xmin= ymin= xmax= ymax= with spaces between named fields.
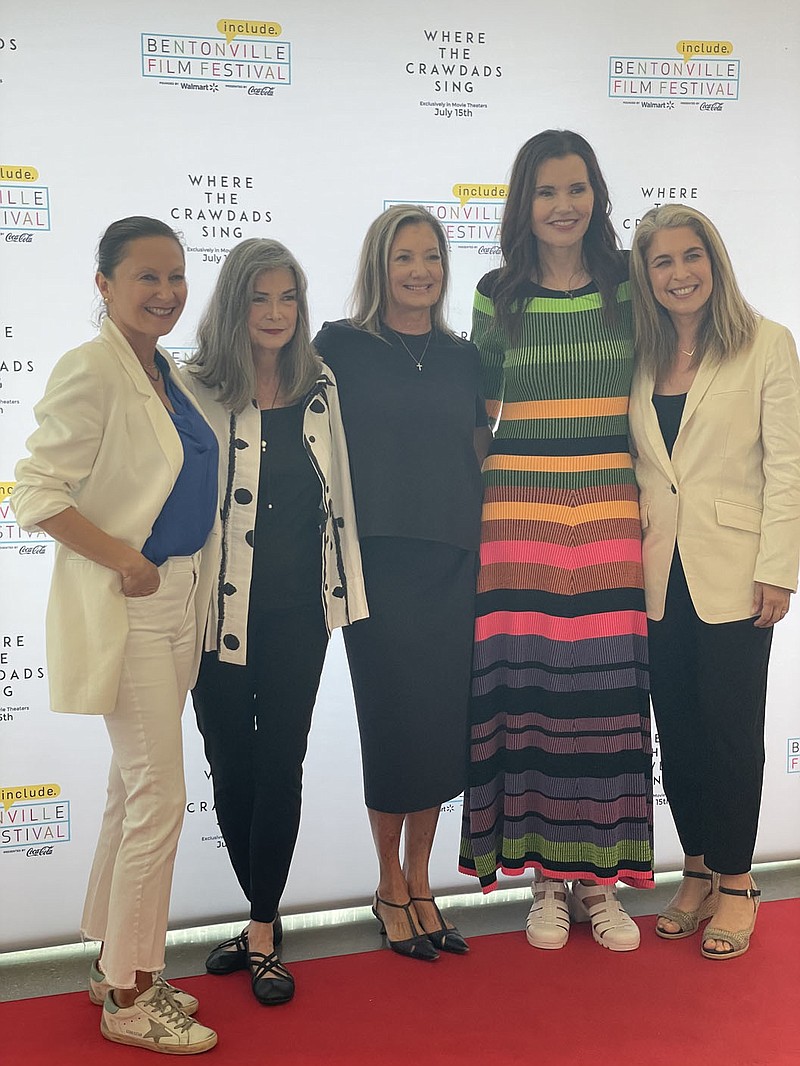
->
xmin=26 ymin=845 xmax=54 ymax=857
xmin=19 ymin=545 xmax=46 ymax=555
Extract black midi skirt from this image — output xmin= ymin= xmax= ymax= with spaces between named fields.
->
xmin=343 ymin=536 xmax=477 ymax=813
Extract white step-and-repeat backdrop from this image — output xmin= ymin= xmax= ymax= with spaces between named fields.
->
xmin=2 ymin=0 xmax=799 ymax=950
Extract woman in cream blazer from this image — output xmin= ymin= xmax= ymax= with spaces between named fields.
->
xmin=628 ymin=204 xmax=800 ymax=961
xmin=13 ymin=218 xmax=220 ymax=1054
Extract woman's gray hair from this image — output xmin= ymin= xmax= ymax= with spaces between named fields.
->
xmin=349 ymin=204 xmax=456 ymax=338
xmin=630 ymin=204 xmax=757 ymax=376
xmin=187 ymin=238 xmax=321 ymax=413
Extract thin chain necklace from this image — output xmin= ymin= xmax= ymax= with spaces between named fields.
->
xmin=390 ymin=328 xmax=434 ymax=371
xmin=142 ymin=358 xmax=161 ymax=382
xmin=680 ymin=347 xmax=697 ymax=359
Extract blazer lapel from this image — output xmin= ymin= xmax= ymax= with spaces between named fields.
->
xmin=677 ymin=358 xmax=722 ymax=438
xmin=633 ymin=366 xmax=676 ymax=483
xmin=100 ymin=318 xmax=184 ymax=480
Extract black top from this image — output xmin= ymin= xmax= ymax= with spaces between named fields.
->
xmin=313 ymin=320 xmax=486 ymax=552
xmin=250 ymin=404 xmax=322 ymax=609
xmin=477 ymin=250 xmax=630 ymax=301
xmin=652 ymin=392 xmax=686 ymax=458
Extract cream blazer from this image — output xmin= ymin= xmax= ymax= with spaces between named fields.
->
xmin=12 ymin=318 xmax=221 ymax=714
xmin=629 ymin=317 xmax=800 ymax=623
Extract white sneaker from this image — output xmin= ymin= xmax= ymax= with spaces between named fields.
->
xmin=101 ymin=982 xmax=217 ymax=1055
xmin=525 ymin=879 xmax=570 ymax=949
xmin=89 ymin=959 xmax=199 ymax=1014
xmin=570 ymin=881 xmax=640 ymax=951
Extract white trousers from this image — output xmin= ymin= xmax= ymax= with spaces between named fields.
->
xmin=80 ymin=554 xmax=199 ymax=989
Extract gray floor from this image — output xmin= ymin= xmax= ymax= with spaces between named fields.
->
xmin=2 ymin=859 xmax=798 ymax=1002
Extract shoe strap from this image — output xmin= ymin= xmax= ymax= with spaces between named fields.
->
xmin=248 ymin=949 xmax=291 ymax=981
xmin=682 ymin=870 xmax=713 ymax=881
xmin=717 ymin=885 xmax=760 ymax=899
xmin=410 ymin=896 xmax=449 ymax=933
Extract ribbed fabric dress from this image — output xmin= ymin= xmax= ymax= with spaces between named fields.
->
xmin=459 ymin=267 xmax=654 ymax=891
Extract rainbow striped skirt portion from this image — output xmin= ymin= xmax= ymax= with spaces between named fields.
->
xmin=459 ymin=433 xmax=654 ymax=890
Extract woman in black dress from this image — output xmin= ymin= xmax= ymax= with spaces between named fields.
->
xmin=314 ymin=205 xmax=488 ymax=960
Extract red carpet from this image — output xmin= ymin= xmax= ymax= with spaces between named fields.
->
xmin=3 ymin=899 xmax=798 ymax=1066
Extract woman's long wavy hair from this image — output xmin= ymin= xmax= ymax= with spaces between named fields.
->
xmin=492 ymin=129 xmax=624 ymax=339
xmin=349 ymin=204 xmax=457 ymax=339
xmin=187 ymin=238 xmax=321 ymax=414
xmin=630 ymin=204 xmax=757 ymax=376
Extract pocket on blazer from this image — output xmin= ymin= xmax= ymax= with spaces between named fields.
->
xmin=714 ymin=499 xmax=762 ymax=534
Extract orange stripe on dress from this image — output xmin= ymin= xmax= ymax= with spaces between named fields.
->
xmin=500 ymin=396 xmax=629 ymax=420
xmin=483 ymin=453 xmax=631 ymax=473
xmin=482 ymin=500 xmax=640 ymax=524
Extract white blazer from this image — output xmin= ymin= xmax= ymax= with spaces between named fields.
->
xmin=629 ymin=317 xmax=800 ymax=623
xmin=12 ymin=318 xmax=221 ymax=714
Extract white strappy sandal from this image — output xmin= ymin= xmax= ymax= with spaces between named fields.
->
xmin=525 ymin=879 xmax=570 ymax=949
xmin=570 ymin=881 xmax=640 ymax=952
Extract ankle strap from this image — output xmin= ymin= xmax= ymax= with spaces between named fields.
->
xmin=682 ymin=870 xmax=713 ymax=881
xmin=718 ymin=885 xmax=760 ymax=899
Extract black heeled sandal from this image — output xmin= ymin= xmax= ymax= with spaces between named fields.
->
xmin=410 ymin=896 xmax=469 ymax=954
xmin=248 ymin=948 xmax=295 ymax=1005
xmin=371 ymin=894 xmax=439 ymax=961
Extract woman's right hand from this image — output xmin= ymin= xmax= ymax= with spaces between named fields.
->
xmin=119 ymin=553 xmax=161 ymax=597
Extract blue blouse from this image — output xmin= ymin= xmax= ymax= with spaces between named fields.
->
xmin=142 ymin=354 xmax=218 ymax=566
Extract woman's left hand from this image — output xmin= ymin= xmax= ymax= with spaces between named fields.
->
xmin=752 ymin=582 xmax=792 ymax=627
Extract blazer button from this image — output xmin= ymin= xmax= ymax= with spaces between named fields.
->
xmin=670 ymin=484 xmax=677 ymax=494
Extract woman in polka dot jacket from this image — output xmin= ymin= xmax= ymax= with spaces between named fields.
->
xmin=182 ymin=238 xmax=367 ymax=1006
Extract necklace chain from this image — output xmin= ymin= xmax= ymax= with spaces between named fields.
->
xmin=390 ymin=328 xmax=433 ymax=371
xmin=142 ymin=359 xmax=160 ymax=382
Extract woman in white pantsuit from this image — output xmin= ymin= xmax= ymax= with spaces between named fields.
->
xmin=13 ymin=217 xmax=221 ymax=1056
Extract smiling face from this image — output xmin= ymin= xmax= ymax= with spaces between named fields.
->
xmin=96 ymin=236 xmax=187 ymax=358
xmin=646 ymin=225 xmax=714 ymax=328
xmin=384 ymin=222 xmax=444 ymax=328
xmin=247 ymin=267 xmax=298 ymax=361
xmin=530 ymin=153 xmax=595 ymax=252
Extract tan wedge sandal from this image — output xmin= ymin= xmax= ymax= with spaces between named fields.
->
xmin=701 ymin=878 xmax=760 ymax=960
xmin=656 ymin=870 xmax=719 ymax=940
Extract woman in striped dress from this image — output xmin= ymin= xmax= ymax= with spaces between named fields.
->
xmin=459 ymin=130 xmax=653 ymax=951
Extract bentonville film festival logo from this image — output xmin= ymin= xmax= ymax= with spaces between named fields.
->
xmin=0 ymin=484 xmax=52 ymax=553
xmin=141 ymin=18 xmax=291 ymax=94
xmin=0 ymin=165 xmax=51 ymax=238
xmin=0 ymin=783 xmax=70 ymax=855
xmin=609 ymin=38 xmax=739 ymax=109
xmin=385 ymin=183 xmax=507 ymax=253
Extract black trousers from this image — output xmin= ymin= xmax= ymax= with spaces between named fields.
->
xmin=192 ymin=603 xmax=328 ymax=923
xmin=647 ymin=552 xmax=772 ymax=874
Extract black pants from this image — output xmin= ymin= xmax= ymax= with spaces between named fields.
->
xmin=192 ymin=603 xmax=328 ymax=922
xmin=647 ymin=552 xmax=772 ymax=874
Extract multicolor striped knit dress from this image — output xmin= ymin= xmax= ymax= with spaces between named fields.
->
xmin=459 ymin=267 xmax=654 ymax=891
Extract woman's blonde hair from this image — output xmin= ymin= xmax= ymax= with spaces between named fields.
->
xmin=187 ymin=238 xmax=321 ymax=414
xmin=630 ymin=204 xmax=757 ymax=375
xmin=349 ymin=204 xmax=456 ymax=339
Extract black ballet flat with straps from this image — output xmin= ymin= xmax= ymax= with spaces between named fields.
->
xmin=248 ymin=947 xmax=295 ymax=1005
xmin=204 ymin=914 xmax=283 ymax=975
